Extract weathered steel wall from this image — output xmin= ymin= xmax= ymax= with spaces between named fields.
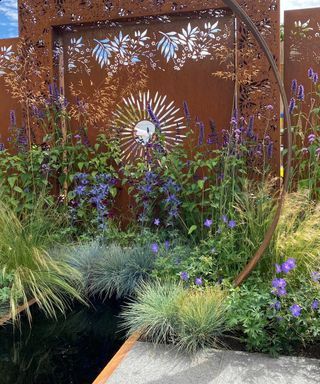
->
xmin=0 ymin=38 xmax=21 ymax=150
xmin=284 ymin=7 xmax=320 ymax=163
xmin=0 ymin=1 xmax=280 ymax=171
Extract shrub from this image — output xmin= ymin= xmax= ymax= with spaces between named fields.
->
xmin=121 ymin=281 xmax=229 ymax=352
xmin=0 ymin=201 xmax=84 ymax=321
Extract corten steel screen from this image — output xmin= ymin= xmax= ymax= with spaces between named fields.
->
xmin=0 ymin=0 xmax=279 ymax=170
xmin=0 ymin=38 xmax=21 ymax=149
xmin=57 ymin=9 xmax=235 ymax=158
xmin=284 ymin=7 xmax=320 ymax=101
xmin=284 ymin=7 xmax=320 ymax=156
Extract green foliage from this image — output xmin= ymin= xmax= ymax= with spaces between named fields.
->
xmin=0 ymin=201 xmax=84 ymax=321
xmin=121 ymin=281 xmax=229 ymax=352
xmin=227 ymin=276 xmax=320 ymax=356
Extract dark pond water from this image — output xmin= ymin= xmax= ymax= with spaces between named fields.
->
xmin=0 ymin=299 xmax=125 ymax=384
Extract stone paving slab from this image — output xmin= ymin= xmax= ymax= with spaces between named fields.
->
xmin=107 ymin=341 xmax=320 ymax=384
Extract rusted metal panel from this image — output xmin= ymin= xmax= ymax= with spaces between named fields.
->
xmin=0 ymin=38 xmax=22 ymax=151
xmin=284 ymin=7 xmax=320 ymax=100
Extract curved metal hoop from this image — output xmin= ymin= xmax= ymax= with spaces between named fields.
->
xmin=222 ymin=0 xmax=292 ymax=286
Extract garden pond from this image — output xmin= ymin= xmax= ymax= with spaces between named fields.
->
xmin=0 ymin=299 xmax=124 ymax=384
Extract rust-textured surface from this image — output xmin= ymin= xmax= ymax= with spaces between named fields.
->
xmin=284 ymin=8 xmax=320 ymax=165
xmin=16 ymin=0 xmax=280 ymax=164
xmin=284 ymin=8 xmax=320 ymax=106
xmin=0 ymin=38 xmax=22 ymax=150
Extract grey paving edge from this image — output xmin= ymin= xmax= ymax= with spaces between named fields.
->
xmin=106 ymin=341 xmax=320 ymax=384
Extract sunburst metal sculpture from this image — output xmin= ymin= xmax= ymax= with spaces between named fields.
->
xmin=113 ymin=91 xmax=187 ymax=161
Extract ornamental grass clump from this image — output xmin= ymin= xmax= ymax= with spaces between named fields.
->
xmin=176 ymin=287 xmax=228 ymax=353
xmin=274 ymin=191 xmax=320 ymax=275
xmin=121 ymin=281 xmax=229 ymax=352
xmin=0 ymin=201 xmax=83 ymax=322
xmin=67 ymin=242 xmax=156 ymax=300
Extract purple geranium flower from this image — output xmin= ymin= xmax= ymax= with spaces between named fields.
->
xmin=151 ymin=243 xmax=159 ymax=253
xmin=228 ymin=220 xmax=236 ymax=229
xmin=312 ymin=300 xmax=319 ymax=310
xmin=281 ymin=258 xmax=296 ymax=274
xmin=180 ymin=272 xmax=189 ymax=281
xmin=204 ymin=219 xmax=213 ymax=228
xmin=311 ymin=272 xmax=320 ymax=282
xmin=154 ymin=218 xmax=160 ymax=226
xmin=277 ymin=288 xmax=287 ymax=297
xmin=290 ymin=304 xmax=301 ymax=317
xmin=195 ymin=277 xmax=203 ymax=286
xmin=275 ymin=263 xmax=282 ymax=274
xmin=274 ymin=301 xmax=281 ymax=311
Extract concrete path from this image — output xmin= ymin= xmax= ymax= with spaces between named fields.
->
xmin=107 ymin=341 xmax=320 ymax=384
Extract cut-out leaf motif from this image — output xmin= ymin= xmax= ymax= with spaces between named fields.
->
xmin=92 ymin=38 xmax=113 ymax=67
xmin=157 ymin=31 xmax=180 ymax=62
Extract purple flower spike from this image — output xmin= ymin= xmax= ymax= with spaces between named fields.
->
xmin=183 ymin=101 xmax=191 ymax=120
xmin=312 ymin=300 xmax=319 ymax=310
xmin=195 ymin=277 xmax=203 ymax=286
xmin=308 ymin=68 xmax=314 ymax=79
xmin=289 ymin=98 xmax=296 ymax=114
xmin=204 ymin=219 xmax=213 ymax=228
xmin=297 ymin=85 xmax=305 ymax=101
xmin=151 ymin=243 xmax=159 ymax=253
xmin=154 ymin=218 xmax=160 ymax=226
xmin=313 ymin=73 xmax=319 ymax=85
xmin=291 ymin=79 xmax=298 ymax=94
xmin=290 ymin=304 xmax=301 ymax=317
xmin=180 ymin=272 xmax=189 ymax=281
xmin=308 ymin=133 xmax=316 ymax=144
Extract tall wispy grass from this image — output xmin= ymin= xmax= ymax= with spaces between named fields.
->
xmin=0 ymin=201 xmax=84 ymax=322
xmin=273 ymin=191 xmax=320 ymax=274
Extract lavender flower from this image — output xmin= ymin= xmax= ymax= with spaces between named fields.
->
xmin=197 ymin=120 xmax=205 ymax=146
xmin=183 ymin=101 xmax=191 ymax=120
xmin=308 ymin=68 xmax=314 ymax=79
xmin=151 ymin=243 xmax=159 ymax=253
xmin=147 ymin=103 xmax=161 ymax=129
xmin=312 ymin=300 xmax=319 ymax=310
xmin=9 ymin=110 xmax=16 ymax=126
xmin=180 ymin=272 xmax=189 ymax=281
xmin=289 ymin=98 xmax=296 ymax=114
xmin=247 ymin=116 xmax=255 ymax=139
xmin=297 ymin=85 xmax=305 ymax=101
xmin=204 ymin=219 xmax=213 ymax=228
xmin=267 ymin=142 xmax=273 ymax=159
xmin=154 ymin=218 xmax=160 ymax=226
xmin=291 ymin=79 xmax=298 ymax=94
xmin=195 ymin=277 xmax=203 ymax=286
xmin=313 ymin=73 xmax=319 ymax=85
xmin=290 ymin=304 xmax=301 ymax=317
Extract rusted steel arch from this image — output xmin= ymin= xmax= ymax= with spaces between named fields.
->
xmin=223 ymin=0 xmax=292 ymax=286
